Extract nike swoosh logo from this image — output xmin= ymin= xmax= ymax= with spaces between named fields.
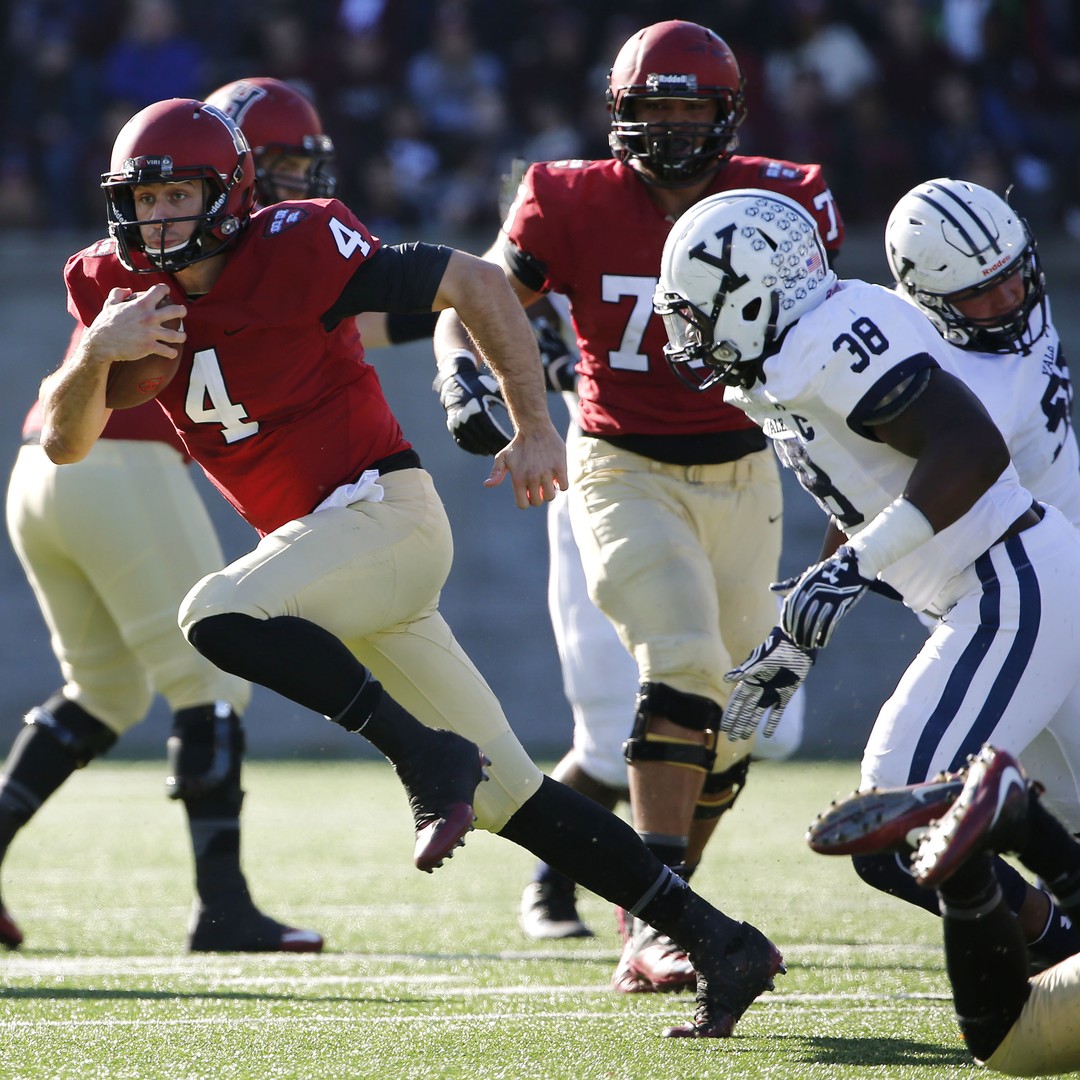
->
xmin=224 ymin=326 xmax=248 ymax=336
xmin=994 ymin=767 xmax=1026 ymax=824
xmin=768 ymin=513 xmax=783 ymax=524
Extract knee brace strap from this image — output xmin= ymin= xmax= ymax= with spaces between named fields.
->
xmin=634 ymin=682 xmax=723 ymax=733
xmin=25 ymin=693 xmax=117 ymax=768
xmin=165 ymin=702 xmax=244 ymax=802
xmin=622 ymin=682 xmax=720 ymax=771
xmin=694 ymin=755 xmax=751 ymax=821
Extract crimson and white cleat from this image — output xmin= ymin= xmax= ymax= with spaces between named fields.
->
xmin=0 ymin=904 xmax=23 ymax=949
xmin=612 ymin=916 xmax=696 ymax=993
xmin=393 ymin=730 xmax=489 ymax=873
xmin=911 ymin=745 xmax=1033 ymax=889
xmin=187 ymin=905 xmax=324 ymax=953
xmin=806 ymin=771 xmax=965 ymax=856
xmin=663 ymin=921 xmax=785 ymax=1038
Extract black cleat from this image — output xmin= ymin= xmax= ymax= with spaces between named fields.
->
xmin=187 ymin=904 xmax=323 ymax=953
xmin=393 ymin=729 xmax=488 ymax=873
xmin=663 ymin=918 xmax=784 ymax=1038
xmin=0 ymin=904 xmax=23 ymax=949
xmin=519 ymin=880 xmax=593 ymax=940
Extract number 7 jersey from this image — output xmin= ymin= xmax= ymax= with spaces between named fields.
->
xmin=64 ymin=199 xmax=411 ymax=536
xmin=501 ymin=156 xmax=843 ymax=438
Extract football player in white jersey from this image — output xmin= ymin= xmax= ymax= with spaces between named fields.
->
xmin=885 ymin=178 xmax=1080 ymax=528
xmin=654 ymin=188 xmax=1080 ymax=968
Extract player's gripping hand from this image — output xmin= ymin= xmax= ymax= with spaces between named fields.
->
xmin=776 ymin=546 xmax=872 ymax=650
xmin=434 ymin=352 xmax=513 ymax=456
xmin=531 ymin=316 xmax=577 ymax=393
xmin=722 ymin=627 xmax=815 ymax=741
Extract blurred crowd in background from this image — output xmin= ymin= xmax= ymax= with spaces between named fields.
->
xmin=2 ymin=0 xmax=1079 ymax=241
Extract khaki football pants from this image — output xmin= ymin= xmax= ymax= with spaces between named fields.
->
xmin=6 ymin=440 xmax=249 ymax=733
xmin=178 ymin=467 xmax=543 ymax=832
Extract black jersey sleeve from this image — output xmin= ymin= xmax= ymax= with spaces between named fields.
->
xmin=321 ymin=242 xmax=454 ymax=330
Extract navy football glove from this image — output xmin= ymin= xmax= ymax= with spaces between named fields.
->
xmin=778 ymin=545 xmax=871 ymax=650
xmin=531 ymin=316 xmax=577 ymax=393
xmin=722 ymin=626 xmax=816 ymax=741
xmin=434 ymin=354 xmax=513 ymax=456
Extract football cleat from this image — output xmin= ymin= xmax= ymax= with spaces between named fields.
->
xmin=187 ymin=904 xmax=324 ymax=953
xmin=806 ymin=771 xmax=965 ymax=856
xmin=0 ymin=904 xmax=23 ymax=949
xmin=519 ymin=880 xmax=593 ymax=940
xmin=663 ymin=920 xmax=785 ymax=1038
xmin=392 ymin=729 xmax=489 ymax=873
xmin=911 ymin=745 xmax=1033 ymax=889
xmin=612 ymin=916 xmax=696 ymax=993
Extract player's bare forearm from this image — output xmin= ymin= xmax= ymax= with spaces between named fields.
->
xmin=38 ymin=336 xmax=112 ymax=463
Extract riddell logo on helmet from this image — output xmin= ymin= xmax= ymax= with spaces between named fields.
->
xmin=646 ymin=73 xmax=698 ymax=93
xmin=981 ymin=255 xmax=1010 ymax=277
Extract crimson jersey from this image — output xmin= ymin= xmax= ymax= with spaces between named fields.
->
xmin=502 ymin=157 xmax=843 ymax=438
xmin=64 ymin=199 xmax=411 ymax=535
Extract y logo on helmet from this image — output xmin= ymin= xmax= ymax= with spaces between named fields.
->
xmin=688 ymin=223 xmax=749 ymax=295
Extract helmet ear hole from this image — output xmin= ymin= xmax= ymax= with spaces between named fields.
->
xmin=742 ymin=297 xmax=762 ymax=321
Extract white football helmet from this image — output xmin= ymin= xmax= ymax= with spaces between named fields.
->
xmin=885 ymin=178 xmax=1045 ymax=353
xmin=655 ymin=188 xmax=836 ymax=390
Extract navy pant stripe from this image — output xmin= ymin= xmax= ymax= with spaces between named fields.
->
xmin=906 ymin=536 xmax=1040 ymax=782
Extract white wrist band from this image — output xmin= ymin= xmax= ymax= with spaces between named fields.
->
xmin=846 ymin=497 xmax=934 ymax=579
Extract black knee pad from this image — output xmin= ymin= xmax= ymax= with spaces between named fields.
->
xmin=622 ymin=682 xmax=720 ymax=772
xmin=165 ymin=702 xmax=245 ymax=809
xmin=25 ymin=692 xmax=118 ymax=768
xmin=693 ymin=755 xmax=751 ymax=822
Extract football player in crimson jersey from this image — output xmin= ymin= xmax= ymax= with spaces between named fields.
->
xmin=433 ymin=19 xmax=842 ymax=989
xmin=39 ymin=97 xmax=786 ymax=1039
xmin=0 ymin=81 xmax=388 ymax=956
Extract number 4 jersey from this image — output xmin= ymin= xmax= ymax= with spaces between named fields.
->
xmin=501 ymin=156 xmax=843 ymax=439
xmin=64 ymin=199 xmax=411 ymax=536
xmin=726 ymin=279 xmax=1034 ymax=615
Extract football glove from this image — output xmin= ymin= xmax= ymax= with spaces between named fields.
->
xmin=434 ymin=354 xmax=513 ymax=456
xmin=531 ymin=316 xmax=577 ymax=393
xmin=722 ymin=627 xmax=815 ymax=742
xmin=777 ymin=546 xmax=872 ymax=650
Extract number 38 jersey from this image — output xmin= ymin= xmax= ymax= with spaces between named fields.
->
xmin=727 ymin=280 xmax=1034 ymax=614
xmin=502 ymin=156 xmax=843 ymax=439
xmin=64 ymin=199 xmax=411 ymax=536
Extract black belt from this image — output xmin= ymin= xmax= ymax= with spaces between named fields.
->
xmin=371 ymin=448 xmax=422 ymax=475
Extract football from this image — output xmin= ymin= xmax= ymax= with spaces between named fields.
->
xmin=104 ymin=294 xmax=183 ymax=409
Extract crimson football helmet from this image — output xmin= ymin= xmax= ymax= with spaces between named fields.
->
xmin=885 ymin=178 xmax=1045 ymax=354
xmin=607 ymin=20 xmax=747 ymax=187
xmin=205 ymin=77 xmax=336 ymax=205
xmin=102 ymin=98 xmax=256 ymax=273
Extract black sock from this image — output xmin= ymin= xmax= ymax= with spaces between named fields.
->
xmin=1014 ymin=795 xmax=1080 ymax=921
xmin=938 ymin=855 xmax=1030 ymax=1062
xmin=187 ymin=613 xmax=433 ymax=763
xmin=500 ymin=776 xmax=668 ymax=910
xmin=0 ymin=724 xmax=81 ymax=864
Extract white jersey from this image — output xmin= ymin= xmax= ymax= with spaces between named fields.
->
xmin=727 ymin=280 xmax=1033 ymax=614
xmin=898 ymin=291 xmax=1080 ymax=527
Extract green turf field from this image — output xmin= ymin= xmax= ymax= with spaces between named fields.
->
xmin=0 ymin=758 xmax=1002 ymax=1079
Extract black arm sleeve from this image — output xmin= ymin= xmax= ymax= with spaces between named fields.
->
xmin=385 ymin=311 xmax=440 ymax=344
xmin=321 ymin=242 xmax=454 ymax=331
